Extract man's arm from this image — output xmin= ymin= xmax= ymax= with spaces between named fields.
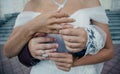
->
xmin=73 ymin=21 xmax=114 ymax=66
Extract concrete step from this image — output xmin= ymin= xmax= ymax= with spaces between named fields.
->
xmin=111 ymin=34 xmax=120 ymax=37
xmin=109 ymin=24 xmax=120 ymax=27
xmin=107 ymin=15 xmax=120 ymax=17
xmin=111 ymin=31 xmax=120 ymax=34
xmin=106 ymin=10 xmax=120 ymax=14
xmin=109 ymin=26 xmax=120 ymax=29
xmin=0 ymin=33 xmax=10 ymax=38
xmin=112 ymin=36 xmax=120 ymax=40
xmin=110 ymin=29 xmax=120 ymax=32
xmin=0 ymin=27 xmax=13 ymax=30
xmin=0 ymin=30 xmax=12 ymax=34
xmin=109 ymin=23 xmax=120 ymax=27
xmin=109 ymin=20 xmax=120 ymax=23
xmin=108 ymin=17 xmax=120 ymax=20
xmin=112 ymin=40 xmax=120 ymax=44
xmin=0 ymin=37 xmax=8 ymax=42
xmin=110 ymin=26 xmax=120 ymax=30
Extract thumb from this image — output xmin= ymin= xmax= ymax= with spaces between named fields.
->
xmin=33 ymin=32 xmax=47 ymax=37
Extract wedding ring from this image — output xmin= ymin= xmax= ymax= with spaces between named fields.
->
xmin=41 ymin=50 xmax=48 ymax=59
xmin=41 ymin=53 xmax=48 ymax=59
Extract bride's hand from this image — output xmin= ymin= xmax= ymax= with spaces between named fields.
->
xmin=48 ymin=52 xmax=73 ymax=72
xmin=59 ymin=27 xmax=87 ymax=53
xmin=27 ymin=12 xmax=74 ymax=34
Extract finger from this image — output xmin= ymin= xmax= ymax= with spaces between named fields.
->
xmin=48 ymin=53 xmax=67 ymax=58
xmin=48 ymin=24 xmax=63 ymax=30
xmin=62 ymin=35 xmax=81 ymax=43
xmin=43 ymin=29 xmax=59 ymax=34
xmin=49 ymin=18 xmax=75 ymax=24
xmin=45 ymin=49 xmax=57 ymax=53
xmin=33 ymin=37 xmax=55 ymax=43
xmin=55 ymin=62 xmax=72 ymax=68
xmin=50 ymin=12 xmax=69 ymax=18
xmin=64 ymin=41 xmax=81 ymax=48
xmin=66 ymin=46 xmax=83 ymax=53
xmin=49 ymin=23 xmax=73 ymax=31
xmin=56 ymin=65 xmax=70 ymax=72
xmin=48 ymin=53 xmax=72 ymax=63
xmin=34 ymin=49 xmax=57 ymax=56
xmin=49 ymin=57 xmax=67 ymax=63
xmin=59 ymin=28 xmax=79 ymax=36
xmin=36 ymin=43 xmax=59 ymax=50
xmin=33 ymin=32 xmax=47 ymax=37
xmin=35 ymin=55 xmax=47 ymax=60
xmin=61 ymin=23 xmax=73 ymax=29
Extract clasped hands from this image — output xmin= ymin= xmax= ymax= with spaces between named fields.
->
xmin=28 ymin=11 xmax=87 ymax=71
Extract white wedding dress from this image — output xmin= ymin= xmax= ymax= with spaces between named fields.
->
xmin=14 ymin=6 xmax=109 ymax=74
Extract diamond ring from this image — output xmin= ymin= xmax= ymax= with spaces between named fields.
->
xmin=41 ymin=53 xmax=48 ymax=59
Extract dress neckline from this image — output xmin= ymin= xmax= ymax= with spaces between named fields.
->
xmin=21 ymin=6 xmax=103 ymax=16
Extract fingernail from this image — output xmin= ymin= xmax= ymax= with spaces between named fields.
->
xmin=70 ymin=18 xmax=75 ymax=22
xmin=55 ymin=44 xmax=59 ymax=48
xmin=52 ymin=49 xmax=57 ymax=51
xmin=51 ymin=38 xmax=55 ymax=41
xmin=73 ymin=19 xmax=76 ymax=22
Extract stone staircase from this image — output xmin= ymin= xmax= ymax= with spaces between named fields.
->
xmin=0 ymin=13 xmax=18 ymax=44
xmin=106 ymin=10 xmax=120 ymax=44
xmin=0 ymin=11 xmax=120 ymax=44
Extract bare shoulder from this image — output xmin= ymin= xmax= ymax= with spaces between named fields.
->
xmin=23 ymin=0 xmax=37 ymax=11
xmin=83 ymin=0 xmax=101 ymax=8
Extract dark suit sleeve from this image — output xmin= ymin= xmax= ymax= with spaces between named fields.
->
xmin=18 ymin=43 xmax=40 ymax=67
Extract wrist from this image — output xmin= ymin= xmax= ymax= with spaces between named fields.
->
xmin=18 ymin=43 xmax=40 ymax=67
xmin=72 ymin=57 xmax=82 ymax=67
xmin=23 ymin=22 xmax=37 ymax=36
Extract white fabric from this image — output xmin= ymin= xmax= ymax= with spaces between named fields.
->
xmin=14 ymin=6 xmax=108 ymax=74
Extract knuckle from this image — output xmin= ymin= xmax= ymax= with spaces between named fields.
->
xmin=68 ymin=38 xmax=72 ymax=42
xmin=63 ymin=13 xmax=68 ymax=17
xmin=52 ymin=44 xmax=56 ymax=48
xmin=68 ymin=59 xmax=73 ymax=63
xmin=77 ymin=38 xmax=81 ymax=42
xmin=54 ymin=58 xmax=58 ymax=61
xmin=46 ymin=38 xmax=52 ymax=42
xmin=41 ymin=38 xmax=46 ymax=42
xmin=48 ymin=18 xmax=54 ymax=24
xmin=46 ymin=30 xmax=51 ymax=33
xmin=68 ymin=44 xmax=73 ymax=48
xmin=66 ymin=64 xmax=71 ymax=68
xmin=46 ymin=44 xmax=53 ymax=49
xmin=30 ymin=38 xmax=36 ymax=43
xmin=48 ymin=13 xmax=54 ymax=18
xmin=42 ymin=44 xmax=47 ymax=49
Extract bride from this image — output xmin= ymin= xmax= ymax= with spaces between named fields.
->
xmin=4 ymin=0 xmax=114 ymax=74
